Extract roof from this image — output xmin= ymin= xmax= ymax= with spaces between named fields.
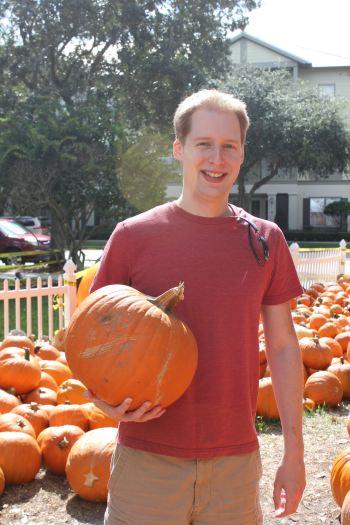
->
xmin=229 ymin=32 xmax=312 ymax=67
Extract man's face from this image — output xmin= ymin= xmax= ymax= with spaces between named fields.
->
xmin=173 ymin=108 xmax=244 ymax=204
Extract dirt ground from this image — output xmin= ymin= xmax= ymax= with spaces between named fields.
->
xmin=0 ymin=404 xmax=349 ymax=525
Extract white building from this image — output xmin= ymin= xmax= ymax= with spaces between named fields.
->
xmin=166 ymin=32 xmax=350 ymax=233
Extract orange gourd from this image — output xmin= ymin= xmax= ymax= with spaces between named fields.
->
xmin=0 ymin=335 xmax=35 ymax=355
xmin=37 ymin=425 xmax=85 ymax=475
xmin=76 ymin=263 xmax=100 ymax=305
xmin=65 ymin=427 xmax=117 ymax=502
xmin=0 ymin=348 xmax=41 ymax=394
xmin=65 ymin=283 xmax=198 ymax=410
xmin=11 ymin=402 xmax=49 ymax=437
xmin=331 ymin=449 xmax=350 ymax=507
xmin=0 ymin=431 xmax=41 ymax=484
xmin=304 ymin=370 xmax=343 ymax=407
xmin=0 ymin=413 xmax=36 ymax=438
xmin=57 ymin=379 xmax=88 ymax=405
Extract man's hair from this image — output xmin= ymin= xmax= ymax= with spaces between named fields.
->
xmin=173 ymin=89 xmax=250 ymax=144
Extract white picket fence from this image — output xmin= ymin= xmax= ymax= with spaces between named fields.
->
xmin=0 ymin=242 xmax=348 ymax=340
xmin=0 ymin=260 xmax=77 ymax=340
xmin=289 ymin=240 xmax=347 ymax=289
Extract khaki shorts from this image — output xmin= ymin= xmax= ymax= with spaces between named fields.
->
xmin=104 ymin=444 xmax=263 ymax=525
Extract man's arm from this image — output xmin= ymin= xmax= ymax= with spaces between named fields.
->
xmin=261 ymin=301 xmax=306 ymax=519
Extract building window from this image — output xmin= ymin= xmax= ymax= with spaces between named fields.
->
xmin=318 ymin=84 xmax=335 ymax=98
xmin=310 ymin=197 xmax=341 ymax=227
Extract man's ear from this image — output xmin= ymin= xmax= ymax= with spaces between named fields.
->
xmin=173 ymin=139 xmax=183 ymax=161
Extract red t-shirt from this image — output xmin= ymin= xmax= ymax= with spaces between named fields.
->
xmin=90 ymin=201 xmax=303 ymax=458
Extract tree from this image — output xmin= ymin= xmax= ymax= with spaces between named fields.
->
xmin=0 ymin=0 xmax=259 ymax=265
xmin=324 ymin=200 xmax=350 ymax=230
xmin=218 ymin=67 xmax=350 ymax=211
xmin=117 ymin=132 xmax=179 ymax=213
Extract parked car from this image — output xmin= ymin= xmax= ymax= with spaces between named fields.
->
xmin=10 ymin=216 xmax=51 ymax=236
xmin=0 ymin=218 xmax=52 ymax=265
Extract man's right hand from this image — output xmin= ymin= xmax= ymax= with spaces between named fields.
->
xmin=84 ymin=390 xmax=166 ymax=423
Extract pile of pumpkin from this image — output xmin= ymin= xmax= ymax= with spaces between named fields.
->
xmin=0 ymin=331 xmax=118 ymax=502
xmin=257 ymin=274 xmax=350 ymax=419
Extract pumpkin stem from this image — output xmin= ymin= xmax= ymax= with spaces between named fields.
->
xmin=24 ymin=347 xmax=30 ymax=360
xmin=149 ymin=282 xmax=185 ymax=312
xmin=58 ymin=436 xmax=70 ymax=449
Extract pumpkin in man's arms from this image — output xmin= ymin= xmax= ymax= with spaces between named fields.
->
xmin=65 ymin=282 xmax=198 ymax=410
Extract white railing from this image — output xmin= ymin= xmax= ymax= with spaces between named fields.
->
xmin=289 ymin=240 xmax=347 ymax=289
xmin=0 ymin=259 xmax=77 ymax=340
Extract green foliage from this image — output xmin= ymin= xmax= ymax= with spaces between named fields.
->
xmin=117 ymin=132 xmax=179 ymax=213
xmin=217 ymin=66 xmax=350 ymax=210
xmin=0 ymin=0 xmax=259 ymax=265
xmin=324 ymin=200 xmax=350 ymax=217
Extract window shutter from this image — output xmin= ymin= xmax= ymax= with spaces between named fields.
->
xmin=303 ymin=198 xmax=310 ymax=228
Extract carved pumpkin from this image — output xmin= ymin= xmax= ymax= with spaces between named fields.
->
xmin=65 ymin=283 xmax=198 ymax=409
xmin=0 ymin=431 xmax=41 ymax=484
xmin=65 ymin=427 xmax=117 ymax=502
xmin=37 ymin=424 xmax=85 ymax=475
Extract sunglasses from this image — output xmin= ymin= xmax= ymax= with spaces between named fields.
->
xmin=239 ymin=216 xmax=270 ymax=267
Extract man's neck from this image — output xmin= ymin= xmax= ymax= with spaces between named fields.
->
xmin=176 ymin=196 xmax=232 ymax=218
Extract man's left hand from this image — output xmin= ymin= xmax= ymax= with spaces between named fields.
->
xmin=273 ymin=455 xmax=306 ymax=518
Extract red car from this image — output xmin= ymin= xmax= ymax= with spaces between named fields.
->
xmin=0 ymin=218 xmax=52 ymax=264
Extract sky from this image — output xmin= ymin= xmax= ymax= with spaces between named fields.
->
xmin=232 ymin=0 xmax=350 ymax=67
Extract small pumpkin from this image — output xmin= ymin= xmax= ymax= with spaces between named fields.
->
xmin=39 ymin=360 xmax=72 ymax=385
xmin=23 ymin=386 xmax=57 ymax=406
xmin=0 ymin=388 xmax=20 ymax=414
xmin=299 ymin=337 xmax=333 ymax=370
xmin=37 ymin=425 xmax=85 ymax=475
xmin=0 ymin=335 xmax=35 ymax=355
xmin=57 ymin=379 xmax=88 ymax=405
xmin=256 ymin=377 xmax=279 ymax=420
xmin=0 ymin=412 xmax=36 ymax=438
xmin=49 ymin=402 xmax=89 ymax=431
xmin=0 ymin=431 xmax=41 ymax=484
xmin=304 ymin=370 xmax=343 ymax=407
xmin=11 ymin=402 xmax=49 ymax=437
xmin=0 ymin=348 xmax=41 ymax=394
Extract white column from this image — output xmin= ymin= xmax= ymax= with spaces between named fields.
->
xmin=63 ymin=259 xmax=77 ymax=327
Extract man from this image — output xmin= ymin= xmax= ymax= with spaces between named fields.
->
xmin=88 ymin=89 xmax=306 ymax=524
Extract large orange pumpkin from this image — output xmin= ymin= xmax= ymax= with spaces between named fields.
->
xmin=65 ymin=283 xmax=198 ymax=409
xmin=331 ymin=449 xmax=350 ymax=507
xmin=65 ymin=427 xmax=117 ymax=502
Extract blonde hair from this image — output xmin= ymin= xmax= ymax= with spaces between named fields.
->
xmin=173 ymin=89 xmax=250 ymax=144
